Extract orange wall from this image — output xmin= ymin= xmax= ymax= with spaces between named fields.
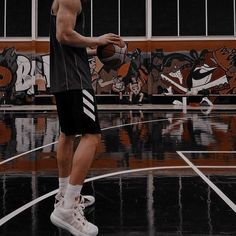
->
xmin=0 ymin=40 xmax=235 ymax=53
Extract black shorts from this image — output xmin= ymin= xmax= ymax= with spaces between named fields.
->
xmin=54 ymin=89 xmax=101 ymax=136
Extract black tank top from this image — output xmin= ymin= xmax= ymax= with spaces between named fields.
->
xmin=49 ymin=10 xmax=93 ymax=93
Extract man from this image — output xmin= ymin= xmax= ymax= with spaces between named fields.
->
xmin=49 ymin=0 xmax=121 ymax=235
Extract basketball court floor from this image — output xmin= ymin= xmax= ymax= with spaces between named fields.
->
xmin=0 ymin=105 xmax=236 ymax=235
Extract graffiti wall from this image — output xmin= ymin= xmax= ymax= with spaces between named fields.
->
xmin=0 ymin=47 xmax=50 ymax=104
xmin=150 ymin=47 xmax=236 ymax=96
xmin=0 ymin=41 xmax=235 ymax=105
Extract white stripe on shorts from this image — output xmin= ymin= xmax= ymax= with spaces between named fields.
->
xmin=82 ymin=89 xmax=94 ymax=102
xmin=83 ymin=97 xmax=95 ymax=112
xmin=83 ymin=107 xmax=95 ymax=121
xmin=82 ymin=89 xmax=95 ymax=121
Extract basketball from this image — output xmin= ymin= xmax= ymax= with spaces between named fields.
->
xmin=97 ymin=40 xmax=127 ymax=69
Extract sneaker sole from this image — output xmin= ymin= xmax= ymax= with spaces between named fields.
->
xmin=50 ymin=213 xmax=98 ymax=236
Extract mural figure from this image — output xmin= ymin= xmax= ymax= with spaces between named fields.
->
xmin=124 ymin=48 xmax=149 ymax=96
xmin=128 ymin=74 xmax=144 ymax=105
xmin=112 ymin=75 xmax=126 ymax=103
xmin=150 ymin=47 xmax=236 ymax=97
xmin=0 ymin=48 xmax=18 ymax=104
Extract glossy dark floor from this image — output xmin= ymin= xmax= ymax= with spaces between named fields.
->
xmin=0 ymin=109 xmax=236 ymax=236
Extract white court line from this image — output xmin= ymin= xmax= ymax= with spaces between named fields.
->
xmin=0 ymin=143 xmax=58 ymax=165
xmin=177 ymin=151 xmax=236 ymax=213
xmin=1 ymin=165 xmax=236 ymax=227
xmin=180 ymin=151 xmax=236 ymax=154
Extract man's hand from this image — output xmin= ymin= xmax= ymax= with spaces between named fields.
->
xmin=96 ymin=33 xmax=122 ymax=46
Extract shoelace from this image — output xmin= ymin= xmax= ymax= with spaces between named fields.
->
xmin=54 ymin=192 xmax=89 ymax=215
xmin=75 ymin=195 xmax=89 ymax=209
xmin=54 ymin=192 xmax=63 ymax=207
xmin=74 ymin=204 xmax=87 ymax=225
xmin=55 ymin=193 xmax=87 ymax=206
xmin=54 ymin=192 xmax=87 ymax=225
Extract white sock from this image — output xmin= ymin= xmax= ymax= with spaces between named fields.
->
xmin=58 ymin=176 xmax=70 ymax=196
xmin=64 ymin=184 xmax=82 ymax=209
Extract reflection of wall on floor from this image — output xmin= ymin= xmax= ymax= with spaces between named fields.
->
xmin=1 ymin=112 xmax=236 ymax=173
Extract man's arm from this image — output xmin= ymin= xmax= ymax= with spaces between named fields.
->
xmin=56 ymin=0 xmax=121 ymax=48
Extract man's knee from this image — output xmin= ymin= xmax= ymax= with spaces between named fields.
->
xmin=83 ymin=133 xmax=101 ymax=147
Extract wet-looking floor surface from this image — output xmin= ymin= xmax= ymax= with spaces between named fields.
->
xmin=0 ymin=110 xmax=236 ymax=235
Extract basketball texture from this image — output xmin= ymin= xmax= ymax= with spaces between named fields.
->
xmin=97 ymin=40 xmax=127 ymax=68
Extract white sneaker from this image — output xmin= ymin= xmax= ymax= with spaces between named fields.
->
xmin=54 ymin=192 xmax=95 ymax=208
xmin=79 ymin=195 xmax=95 ymax=208
xmin=50 ymin=205 xmax=98 ymax=236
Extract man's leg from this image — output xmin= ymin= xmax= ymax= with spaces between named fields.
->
xmin=55 ymin=132 xmax=99 ymax=206
xmin=51 ymin=133 xmax=100 ymax=236
xmin=71 ymin=133 xmax=100 ymax=184
xmin=57 ymin=132 xmax=74 ymax=177
xmin=53 ymin=133 xmax=74 ymax=205
xmin=64 ymin=134 xmax=101 ymax=208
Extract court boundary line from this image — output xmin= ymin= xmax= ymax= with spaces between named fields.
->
xmin=177 ymin=151 xmax=236 ymax=213
xmin=1 ymin=164 xmax=236 ymax=227
xmin=180 ymin=151 xmax=236 ymax=153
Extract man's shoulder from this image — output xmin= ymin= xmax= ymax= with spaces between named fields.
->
xmin=58 ymin=0 xmax=81 ymax=14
